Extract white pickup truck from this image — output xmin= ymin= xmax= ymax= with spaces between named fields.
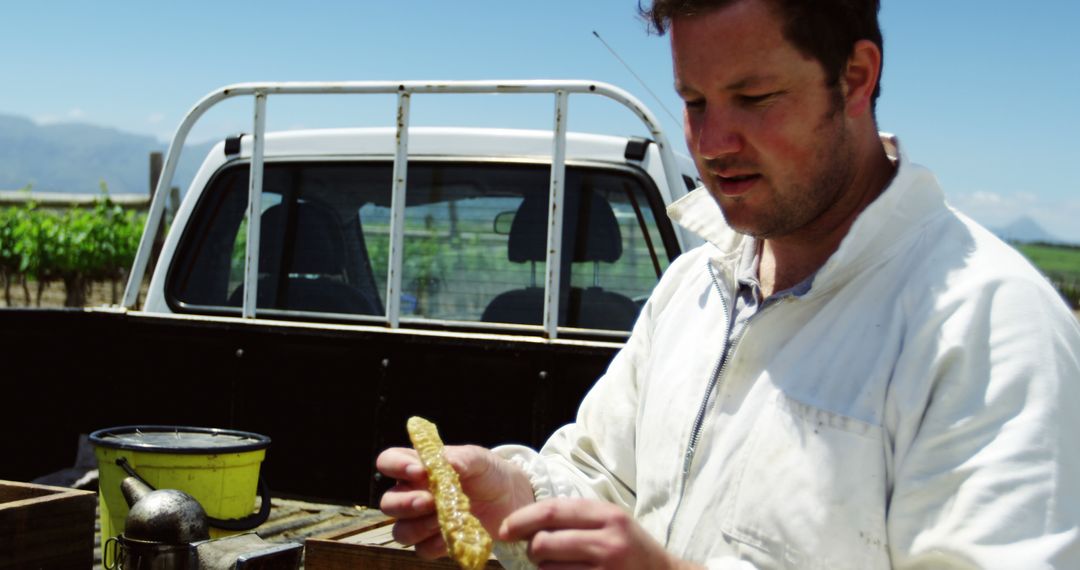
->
xmin=0 ymin=80 xmax=702 ymax=504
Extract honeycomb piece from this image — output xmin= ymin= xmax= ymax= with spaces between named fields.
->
xmin=407 ymin=416 xmax=493 ymax=570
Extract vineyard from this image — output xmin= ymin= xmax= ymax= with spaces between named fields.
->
xmin=0 ymin=186 xmax=145 ymax=307
xmin=1016 ymin=242 xmax=1080 ymax=311
xmin=1 ymin=191 xmax=1078 ymax=315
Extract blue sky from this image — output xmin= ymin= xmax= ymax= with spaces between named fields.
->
xmin=3 ymin=1 xmax=1079 ymax=242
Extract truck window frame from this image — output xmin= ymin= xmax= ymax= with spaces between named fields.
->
xmin=164 ymin=157 xmax=679 ymax=339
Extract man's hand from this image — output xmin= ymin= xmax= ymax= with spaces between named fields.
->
xmin=377 ymin=444 xmax=535 ymax=559
xmin=499 ymin=498 xmax=702 ymax=570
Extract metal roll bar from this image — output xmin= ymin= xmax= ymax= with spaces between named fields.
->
xmin=123 ymin=80 xmax=685 ymax=339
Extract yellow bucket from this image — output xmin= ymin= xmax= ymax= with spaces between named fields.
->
xmin=90 ymin=425 xmax=271 ymax=542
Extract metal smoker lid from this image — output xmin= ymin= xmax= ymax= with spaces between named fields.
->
xmin=89 ymin=425 xmax=271 ymax=454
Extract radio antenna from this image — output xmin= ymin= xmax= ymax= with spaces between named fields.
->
xmin=592 ymin=30 xmax=680 ymax=125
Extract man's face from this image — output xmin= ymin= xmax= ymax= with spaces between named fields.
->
xmin=672 ymin=0 xmax=855 ymax=239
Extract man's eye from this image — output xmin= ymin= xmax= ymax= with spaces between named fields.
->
xmin=739 ymin=92 xmax=777 ymax=105
xmin=684 ymin=99 xmax=705 ymax=111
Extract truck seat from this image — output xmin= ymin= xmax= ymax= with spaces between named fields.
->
xmin=481 ymin=190 xmax=639 ymax=331
xmin=229 ymin=199 xmax=381 ymax=315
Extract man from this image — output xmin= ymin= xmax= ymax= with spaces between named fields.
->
xmin=378 ymin=0 xmax=1080 ymax=567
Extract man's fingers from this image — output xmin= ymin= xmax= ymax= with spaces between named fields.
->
xmin=378 ymin=446 xmax=447 ymax=561
xmin=376 ymin=447 xmax=432 ymax=519
xmin=412 ymin=530 xmax=449 ymax=560
xmin=526 ymin=528 xmax=606 ymax=563
xmin=379 ymin=485 xmax=434 ymax=518
xmin=389 ymin=512 xmax=443 ymax=548
xmin=499 ymin=498 xmax=608 ymax=541
xmin=498 ymin=498 xmax=656 ymax=568
xmin=375 ymin=447 xmax=426 ymax=481
xmin=382 ymin=444 xmax=486 ymax=482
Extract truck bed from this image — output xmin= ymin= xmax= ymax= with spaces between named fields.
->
xmin=0 ymin=307 xmax=617 ymax=505
xmin=92 ymin=496 xmax=391 ymax=569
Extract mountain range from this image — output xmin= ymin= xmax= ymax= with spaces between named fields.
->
xmin=0 ymin=112 xmax=212 ymax=196
xmin=0 ymin=111 xmax=1068 ymax=245
xmin=990 ymin=216 xmax=1060 ymax=244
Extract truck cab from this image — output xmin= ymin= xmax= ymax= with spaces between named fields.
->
xmin=148 ymin=126 xmax=700 ymax=339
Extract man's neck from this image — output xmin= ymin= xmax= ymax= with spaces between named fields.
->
xmin=758 ymin=141 xmax=897 ymax=298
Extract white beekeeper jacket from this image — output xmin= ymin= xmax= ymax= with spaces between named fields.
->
xmin=495 ymin=137 xmax=1080 ymax=569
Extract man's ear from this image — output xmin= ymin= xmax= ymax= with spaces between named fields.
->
xmin=842 ymin=39 xmax=882 ymax=118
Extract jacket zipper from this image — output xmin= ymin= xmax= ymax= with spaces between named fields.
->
xmin=664 ymin=261 xmax=734 ymax=547
xmin=664 ymin=260 xmax=791 ymax=546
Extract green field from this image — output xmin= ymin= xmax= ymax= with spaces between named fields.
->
xmin=1015 ymin=242 xmax=1080 ymax=309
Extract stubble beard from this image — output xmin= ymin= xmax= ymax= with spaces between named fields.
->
xmin=713 ymin=92 xmax=855 ymax=240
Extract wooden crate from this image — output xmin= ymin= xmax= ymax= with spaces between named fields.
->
xmin=305 ymin=515 xmax=502 ymax=570
xmin=0 ymin=480 xmax=96 ymax=569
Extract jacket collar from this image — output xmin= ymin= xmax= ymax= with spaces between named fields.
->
xmin=666 ymin=135 xmax=948 ymax=295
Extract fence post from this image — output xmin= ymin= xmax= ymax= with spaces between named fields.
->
xmin=148 ymin=152 xmax=165 ymax=286
xmin=149 ymin=152 xmax=164 ymax=198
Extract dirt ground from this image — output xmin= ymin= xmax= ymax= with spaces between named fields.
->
xmin=0 ymin=279 xmax=135 ymax=308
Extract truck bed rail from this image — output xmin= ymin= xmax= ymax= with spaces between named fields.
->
xmin=123 ymin=80 xmax=685 ymax=339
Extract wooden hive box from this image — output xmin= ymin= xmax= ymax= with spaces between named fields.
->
xmin=0 ymin=480 xmax=96 ymax=570
xmin=305 ymin=516 xmax=502 ymax=570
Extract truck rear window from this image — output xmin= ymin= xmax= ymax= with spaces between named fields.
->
xmin=166 ymin=161 xmax=672 ymax=332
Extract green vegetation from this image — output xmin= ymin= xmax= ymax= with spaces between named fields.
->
xmin=1015 ymin=242 xmax=1080 ymax=309
xmin=0 ymin=185 xmax=145 ymax=307
xmin=357 ymin=211 xmax=664 ymax=322
xmin=15 ymin=182 xmax=1071 ymax=318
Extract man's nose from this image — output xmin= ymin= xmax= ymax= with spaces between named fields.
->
xmin=694 ymin=106 xmax=743 ymax=159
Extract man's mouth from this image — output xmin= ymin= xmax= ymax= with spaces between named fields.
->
xmin=714 ymin=173 xmax=761 ymax=196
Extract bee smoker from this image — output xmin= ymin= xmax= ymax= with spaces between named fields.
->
xmin=103 ymin=474 xmax=301 ymax=569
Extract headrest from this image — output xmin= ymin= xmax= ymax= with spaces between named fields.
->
xmin=260 ymin=200 xmax=346 ymax=275
xmin=508 ymin=190 xmax=622 ymax=264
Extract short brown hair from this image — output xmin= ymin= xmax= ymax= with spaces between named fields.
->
xmin=640 ymin=0 xmax=884 ymax=107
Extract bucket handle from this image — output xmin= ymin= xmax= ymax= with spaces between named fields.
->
xmin=115 ymin=457 xmax=272 ymax=531
xmin=103 ymin=536 xmax=121 ymax=570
